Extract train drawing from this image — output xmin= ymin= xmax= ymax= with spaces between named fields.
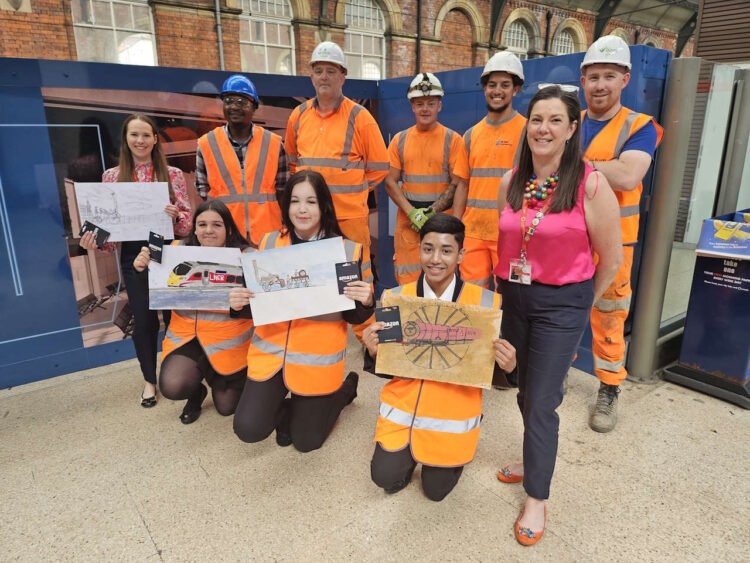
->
xmin=251 ymin=260 xmax=310 ymax=292
xmin=167 ymin=261 xmax=244 ymax=289
xmin=403 ymin=320 xmax=481 ymax=346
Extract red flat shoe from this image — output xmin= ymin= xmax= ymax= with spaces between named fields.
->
xmin=514 ymin=505 xmax=547 ymax=547
xmin=497 ymin=465 xmax=523 ymax=484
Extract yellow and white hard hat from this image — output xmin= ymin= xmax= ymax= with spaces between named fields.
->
xmin=310 ymin=41 xmax=347 ymax=72
xmin=581 ymin=35 xmax=631 ymax=70
xmin=407 ymin=72 xmax=444 ymax=99
xmin=481 ymin=51 xmax=525 ymax=83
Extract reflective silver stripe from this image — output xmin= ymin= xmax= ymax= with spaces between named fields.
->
xmin=367 ymin=161 xmax=390 ymax=171
xmin=395 ymin=263 xmax=422 ymax=276
xmin=292 ymin=100 xmax=308 ymax=153
xmin=329 ymin=183 xmax=368 ymax=194
xmin=480 ymin=288 xmax=496 ymax=309
xmin=402 ymin=191 xmax=441 ymax=202
xmin=206 ymin=130 xmax=237 ymax=196
xmin=286 ymin=349 xmax=346 ymax=366
xmin=470 ymin=167 xmax=509 ymax=178
xmin=251 ymin=332 xmax=285 ymax=357
xmin=251 ymin=128 xmax=272 ymax=196
xmin=204 ymin=329 xmax=253 ymax=356
xmin=263 ymin=231 xmax=280 ymax=248
xmin=379 ymin=403 xmax=482 ymax=434
xmin=403 ymin=173 xmax=450 ymax=183
xmin=344 ymin=239 xmax=359 ymax=261
xmin=593 ymin=356 xmax=624 ymax=372
xmin=463 ymin=127 xmax=473 ymax=155
xmin=466 ymin=276 xmax=491 ymax=287
xmin=614 ymin=112 xmax=639 ymax=157
xmin=397 ymin=129 xmax=408 ymax=168
xmin=164 ymin=327 xmax=186 ymax=347
xmin=620 ymin=205 xmax=640 ymax=218
xmin=360 ymin=260 xmax=371 ymax=272
xmin=173 ymin=310 xmax=197 ymax=319
xmin=513 ymin=126 xmax=526 ymax=167
xmin=466 ymin=198 xmax=497 ymax=209
xmin=196 ymin=311 xmax=233 ymax=322
xmin=341 ymin=104 xmax=363 ymax=160
xmin=594 ymin=295 xmax=632 ymax=312
xmin=219 ymin=193 xmax=277 ymax=204
xmin=297 ymin=157 xmax=365 ymax=170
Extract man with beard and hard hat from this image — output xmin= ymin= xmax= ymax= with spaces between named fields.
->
xmin=195 ymin=74 xmax=286 ymax=247
xmin=385 ymin=72 xmax=469 ymax=285
xmin=285 ymin=41 xmax=389 ymax=293
xmin=457 ymin=51 xmax=526 ymax=289
xmin=579 ymin=35 xmax=663 ymax=433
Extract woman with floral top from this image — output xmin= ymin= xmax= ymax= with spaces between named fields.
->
xmin=80 ymin=113 xmax=192 ymax=407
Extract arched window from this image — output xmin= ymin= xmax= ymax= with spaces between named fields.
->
xmin=239 ymin=0 xmax=295 ymax=75
xmin=344 ymin=0 xmax=386 ymax=79
xmin=502 ymin=20 xmax=531 ymax=60
xmin=71 ymin=0 xmax=157 ymax=65
xmin=610 ymin=28 xmax=630 ymax=43
xmin=552 ymin=29 xmax=576 ymax=55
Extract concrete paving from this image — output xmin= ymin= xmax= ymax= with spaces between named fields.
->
xmin=1 ymin=340 xmax=748 ymax=562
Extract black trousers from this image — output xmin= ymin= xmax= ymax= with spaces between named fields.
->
xmin=370 ymin=443 xmax=464 ymax=502
xmin=121 ymin=254 xmax=170 ymax=385
xmin=499 ymin=279 xmax=594 ymax=500
xmin=233 ymin=371 xmax=355 ymax=453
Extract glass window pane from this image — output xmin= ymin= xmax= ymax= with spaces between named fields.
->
xmin=132 ymin=5 xmax=151 ymax=31
xmin=241 ymin=44 xmax=266 ymax=73
xmin=361 ymin=61 xmax=381 ymax=80
xmin=117 ymin=31 xmax=156 ymax=65
xmin=239 ymin=20 xmax=251 ymax=42
xmin=350 ymin=33 xmax=361 ymax=53
xmin=372 ymin=36 xmax=382 ymax=55
xmin=74 ymin=27 xmax=117 ymax=62
xmin=92 ymin=0 xmax=112 ymax=26
xmin=278 ymin=24 xmax=291 ymax=46
xmin=267 ymin=46 xmax=292 ymax=75
xmin=267 ymin=23 xmax=279 ymax=44
xmin=71 ymin=0 xmax=89 ymax=24
xmin=346 ymin=55 xmax=361 ymax=79
xmin=253 ymin=21 xmax=264 ymax=43
xmin=113 ymin=3 xmax=131 ymax=28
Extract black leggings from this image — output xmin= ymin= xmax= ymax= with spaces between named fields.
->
xmin=233 ymin=371 xmax=356 ymax=453
xmin=159 ymin=339 xmax=245 ymax=415
xmin=370 ymin=443 xmax=464 ymax=502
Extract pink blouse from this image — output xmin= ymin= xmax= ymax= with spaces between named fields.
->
xmin=102 ymin=163 xmax=192 ymax=238
xmin=495 ymin=165 xmax=596 ymax=286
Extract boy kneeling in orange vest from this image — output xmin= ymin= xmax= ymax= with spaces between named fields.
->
xmin=362 ymin=214 xmax=517 ymax=501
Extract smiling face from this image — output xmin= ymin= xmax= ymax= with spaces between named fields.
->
xmin=126 ymin=118 xmax=157 ymax=165
xmin=310 ymin=62 xmax=346 ymax=100
xmin=419 ymin=231 xmax=463 ymax=289
xmin=526 ymin=97 xmax=577 ymax=159
xmin=222 ymin=94 xmax=255 ymax=128
xmin=580 ymin=63 xmax=629 ymax=118
xmin=411 ymin=96 xmax=442 ymax=129
xmin=288 ymin=180 xmax=322 ymax=239
xmin=483 ymin=72 xmax=520 ymax=115
xmin=195 ymin=210 xmax=227 ymax=247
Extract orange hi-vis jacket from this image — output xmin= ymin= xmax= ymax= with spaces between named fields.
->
xmin=463 ymin=112 xmax=526 ymax=241
xmin=285 ymin=96 xmax=389 ymax=220
xmin=374 ymin=278 xmax=500 ymax=467
xmin=581 ymin=107 xmax=663 ymax=245
xmin=197 ymin=125 xmax=282 ymax=246
xmin=246 ymin=230 xmax=363 ymax=396
xmin=389 ymin=123 xmax=469 ymax=206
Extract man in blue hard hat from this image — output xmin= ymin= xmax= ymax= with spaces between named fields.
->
xmin=195 ymin=74 xmax=287 ymax=246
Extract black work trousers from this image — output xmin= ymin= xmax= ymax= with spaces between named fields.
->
xmin=233 ymin=370 xmax=355 ymax=453
xmin=499 ymin=279 xmax=594 ymax=500
xmin=370 ymin=443 xmax=464 ymax=502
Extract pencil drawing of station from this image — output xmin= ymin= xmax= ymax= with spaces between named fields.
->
xmin=251 ymin=260 xmax=311 ymax=292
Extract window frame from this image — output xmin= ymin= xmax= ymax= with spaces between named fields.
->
xmin=238 ymin=0 xmax=296 ymax=75
xmin=344 ymin=0 xmax=387 ymax=80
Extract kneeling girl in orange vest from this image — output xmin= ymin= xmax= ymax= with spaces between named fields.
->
xmin=362 ymin=214 xmax=517 ymax=501
xmin=229 ymin=170 xmax=375 ymax=453
xmin=132 ymin=200 xmax=254 ymax=424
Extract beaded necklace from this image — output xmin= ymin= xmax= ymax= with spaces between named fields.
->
xmin=518 ymin=172 xmax=559 ymax=266
xmin=523 ymin=173 xmax=558 ymax=206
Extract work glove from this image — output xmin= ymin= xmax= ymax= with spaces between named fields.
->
xmin=407 ymin=207 xmax=435 ymax=232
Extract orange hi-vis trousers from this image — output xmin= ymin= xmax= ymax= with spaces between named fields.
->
xmin=459 ymin=237 xmax=498 ymax=288
xmin=591 ymin=245 xmax=634 ymax=386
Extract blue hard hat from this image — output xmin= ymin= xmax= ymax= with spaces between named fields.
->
xmin=221 ymin=75 xmax=259 ymax=105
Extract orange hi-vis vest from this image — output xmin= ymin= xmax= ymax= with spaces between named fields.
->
xmin=375 ymin=279 xmax=501 ymax=467
xmin=286 ymin=96 xmax=389 ymax=220
xmin=581 ymin=107 xmax=663 ymax=245
xmin=463 ymin=112 xmax=526 ymax=241
xmin=198 ymin=125 xmax=282 ymax=246
xmin=246 ymin=230 xmax=362 ymax=396
xmin=391 ymin=123 xmax=464 ymax=206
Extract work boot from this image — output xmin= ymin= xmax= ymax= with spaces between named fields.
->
xmin=343 ymin=371 xmax=359 ymax=405
xmin=589 ymin=383 xmax=620 ymax=433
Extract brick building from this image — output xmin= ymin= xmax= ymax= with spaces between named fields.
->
xmin=0 ymin=0 xmax=697 ymax=78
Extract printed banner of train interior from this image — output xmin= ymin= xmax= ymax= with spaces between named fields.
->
xmin=240 ymin=237 xmax=354 ymax=326
xmin=376 ymin=293 xmax=502 ymax=389
xmin=149 ymin=246 xmax=243 ymax=311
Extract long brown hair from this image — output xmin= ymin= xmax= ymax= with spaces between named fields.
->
xmin=117 ymin=113 xmax=174 ymax=202
xmin=280 ymin=171 xmax=343 ymax=238
xmin=507 ymin=86 xmax=584 ymax=213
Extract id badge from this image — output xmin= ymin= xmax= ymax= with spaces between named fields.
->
xmin=509 ymin=259 xmax=532 ymax=285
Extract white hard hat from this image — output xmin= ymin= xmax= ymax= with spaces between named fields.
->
xmin=310 ymin=41 xmax=347 ymax=72
xmin=407 ymin=73 xmax=444 ymax=99
xmin=481 ymin=51 xmax=525 ymax=83
xmin=581 ymin=35 xmax=631 ymax=70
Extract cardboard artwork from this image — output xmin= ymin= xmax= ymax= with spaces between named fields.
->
xmin=149 ymin=246 xmax=243 ymax=310
xmin=240 ymin=237 xmax=355 ymax=326
xmin=375 ymin=293 xmax=502 ymax=389
xmin=74 ymin=182 xmax=174 ymax=242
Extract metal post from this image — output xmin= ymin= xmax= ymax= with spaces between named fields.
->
xmin=215 ymin=0 xmax=226 ymax=71
xmin=628 ymin=57 xmax=702 ymax=382
xmin=716 ymin=69 xmax=750 ymax=214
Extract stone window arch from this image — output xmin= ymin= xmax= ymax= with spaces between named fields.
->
xmin=343 ymin=0 xmax=387 ymax=79
xmin=434 ymin=0 xmax=487 ymax=44
xmin=551 ymin=18 xmax=587 ymax=55
xmin=609 ymin=28 xmax=631 ymax=44
xmin=239 ymin=0 xmax=296 ymax=75
xmin=501 ymin=8 xmax=541 ymax=59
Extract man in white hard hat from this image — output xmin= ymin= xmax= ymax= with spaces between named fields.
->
xmin=385 ymin=72 xmax=469 ymax=285
xmin=285 ymin=41 xmax=388 ymax=343
xmin=580 ymin=35 xmax=663 ymax=432
xmin=457 ymin=51 xmax=527 ymax=289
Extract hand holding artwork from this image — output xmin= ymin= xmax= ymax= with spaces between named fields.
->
xmin=229 ymin=287 xmax=255 ymax=311
xmin=133 ymin=246 xmax=151 ymax=272
xmin=493 ymin=338 xmax=517 ymax=373
xmin=164 ymin=203 xmax=179 ymax=219
xmin=363 ymin=321 xmax=385 ymax=359
xmin=343 ymin=280 xmax=373 ymax=307
xmin=79 ymin=231 xmax=98 ymax=251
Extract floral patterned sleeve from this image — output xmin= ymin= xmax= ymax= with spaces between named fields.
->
xmin=168 ymin=166 xmax=193 ymax=238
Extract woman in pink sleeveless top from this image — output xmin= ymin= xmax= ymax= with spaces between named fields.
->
xmin=492 ymin=86 xmax=622 ymax=546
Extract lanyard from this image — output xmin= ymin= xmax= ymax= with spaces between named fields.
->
xmin=519 ymin=198 xmax=553 ymax=265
